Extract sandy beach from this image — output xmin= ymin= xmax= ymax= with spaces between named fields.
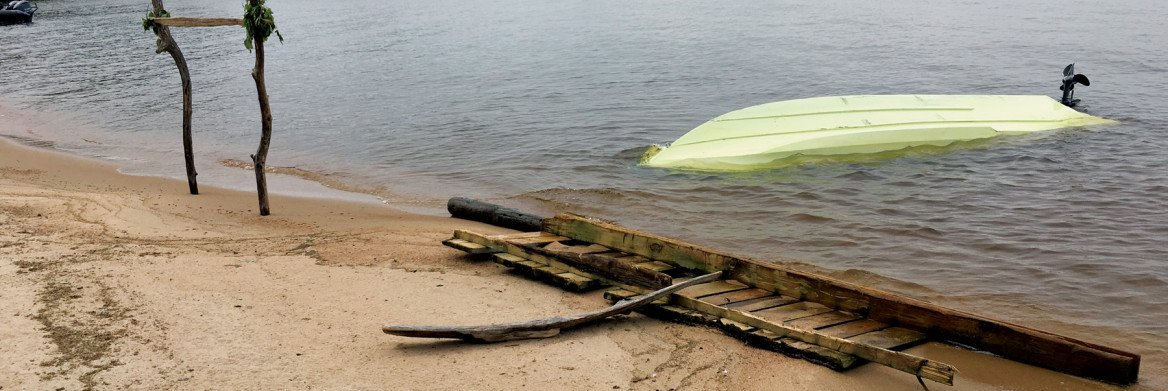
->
xmin=0 ymin=135 xmax=1145 ymax=390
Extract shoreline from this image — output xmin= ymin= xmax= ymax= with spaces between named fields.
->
xmin=0 ymin=136 xmax=1145 ymax=390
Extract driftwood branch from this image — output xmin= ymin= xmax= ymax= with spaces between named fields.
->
xmin=150 ymin=0 xmax=198 ymax=195
xmin=382 ymin=272 xmax=720 ymax=342
xmin=248 ymin=0 xmax=273 ymax=216
xmin=154 ymin=17 xmax=244 ymax=27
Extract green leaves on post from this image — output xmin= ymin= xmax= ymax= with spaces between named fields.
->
xmin=242 ymin=0 xmax=283 ymax=52
xmin=141 ymin=9 xmax=171 ymax=50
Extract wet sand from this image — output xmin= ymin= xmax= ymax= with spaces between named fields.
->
xmin=0 ymin=136 xmax=1143 ymax=390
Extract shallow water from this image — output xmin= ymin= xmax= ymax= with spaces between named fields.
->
xmin=2 ymin=0 xmax=1166 ymax=386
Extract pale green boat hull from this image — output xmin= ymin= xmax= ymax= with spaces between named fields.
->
xmin=643 ymin=95 xmax=1114 ymax=170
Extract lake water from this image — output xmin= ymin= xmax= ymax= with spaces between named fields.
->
xmin=2 ymin=0 xmax=1166 ymax=387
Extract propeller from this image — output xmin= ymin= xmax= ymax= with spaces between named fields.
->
xmin=1060 ymin=63 xmax=1092 ymax=107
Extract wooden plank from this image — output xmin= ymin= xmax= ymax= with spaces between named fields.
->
xmin=508 ymin=235 xmax=570 ymax=245
xmin=784 ymin=311 xmax=862 ymax=331
xmin=752 ymin=302 xmax=834 ymax=323
xmin=818 ymin=319 xmax=889 ymax=339
xmin=677 ymin=280 xmax=748 ymax=298
xmin=491 ymin=252 xmax=600 ymax=292
xmin=544 ymin=213 xmax=733 ymax=272
xmin=542 ymin=214 xmax=1140 ymax=384
xmin=724 ymin=295 xmax=800 ymax=312
xmin=521 ymin=243 xmax=672 ymax=289
xmin=614 ymin=255 xmax=675 ymax=272
xmin=154 ymin=17 xmax=243 ymax=27
xmin=849 ymin=327 xmax=927 ymax=350
xmin=701 ymin=288 xmax=773 ymax=305
xmin=544 ymin=241 xmax=611 ymax=254
xmin=778 ymin=338 xmax=862 ymax=370
xmin=637 ymin=261 xmax=675 ymax=272
xmin=667 ymin=293 xmax=955 ymax=385
xmin=555 ymin=271 xmax=601 ymax=292
xmin=491 ymin=232 xmax=555 ymax=240
xmin=604 ymin=288 xmax=638 ymax=302
xmin=457 ymin=230 xmax=651 ymax=294
xmin=492 ymin=253 xmax=526 ymax=268
xmin=615 ymin=255 xmax=651 ymax=264
xmin=442 ymin=238 xmax=495 ymax=254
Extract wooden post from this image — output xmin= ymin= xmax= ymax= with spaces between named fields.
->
xmin=150 ymin=0 xmax=198 ymax=195
xmin=248 ymin=0 xmax=273 ymax=216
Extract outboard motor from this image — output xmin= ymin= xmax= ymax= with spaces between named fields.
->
xmin=1059 ymin=63 xmax=1091 ymax=107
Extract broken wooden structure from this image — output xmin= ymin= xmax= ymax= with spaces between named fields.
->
xmin=143 ymin=0 xmax=280 ymax=215
xmin=439 ymin=212 xmax=1140 ymax=386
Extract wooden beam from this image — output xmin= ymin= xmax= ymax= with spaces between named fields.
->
xmin=154 ymin=17 xmax=244 ymax=27
xmin=542 ymin=213 xmax=1141 ymax=384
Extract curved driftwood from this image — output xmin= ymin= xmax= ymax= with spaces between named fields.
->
xmin=382 ymin=272 xmax=720 ymax=342
xmin=150 ymin=0 xmax=198 ymax=195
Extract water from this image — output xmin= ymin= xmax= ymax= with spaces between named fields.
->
xmin=3 ymin=0 xmax=1167 ymax=386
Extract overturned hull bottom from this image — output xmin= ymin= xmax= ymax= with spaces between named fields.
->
xmin=644 ymin=95 xmax=1114 ymax=170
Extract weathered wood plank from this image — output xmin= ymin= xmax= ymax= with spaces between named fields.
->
xmin=778 ymin=338 xmax=862 ymax=370
xmin=701 ymin=288 xmax=773 ymax=305
xmin=492 ymin=232 xmax=557 ymax=240
xmin=521 ymin=244 xmax=672 ymax=290
xmin=544 ymin=213 xmax=733 ymax=272
xmin=667 ymin=293 xmax=955 ymax=385
xmin=507 ymin=235 xmax=570 ymax=245
xmin=153 ymin=17 xmax=244 ymax=27
xmin=492 ymin=253 xmax=526 ymax=268
xmin=818 ymin=319 xmax=889 ymax=339
xmin=636 ymin=261 xmax=675 ymax=272
xmin=555 ymin=271 xmax=602 ymax=292
xmin=457 ymin=230 xmax=656 ymax=293
xmin=544 ymin=241 xmax=611 ymax=254
xmin=383 ymin=273 xmax=720 ymax=342
xmin=489 ymin=251 xmax=601 ymax=292
xmin=615 ymin=254 xmax=651 ymax=264
xmin=723 ymin=295 xmax=800 ymax=312
xmin=677 ymin=280 xmax=748 ymax=298
xmin=784 ymin=311 xmax=863 ymax=331
xmin=752 ymin=302 xmax=834 ymax=323
xmin=543 ymin=213 xmax=1140 ymax=384
xmin=604 ymin=288 xmax=638 ymax=302
xmin=849 ymin=327 xmax=927 ymax=350
xmin=442 ymin=238 xmax=495 ymax=254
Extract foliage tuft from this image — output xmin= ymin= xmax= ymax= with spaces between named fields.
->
xmin=242 ymin=0 xmax=283 ymax=52
xmin=141 ymin=9 xmax=171 ymax=50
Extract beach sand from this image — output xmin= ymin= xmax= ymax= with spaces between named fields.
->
xmin=0 ymin=136 xmax=1139 ymax=390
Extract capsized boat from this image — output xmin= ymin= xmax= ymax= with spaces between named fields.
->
xmin=643 ymin=65 xmax=1112 ymax=170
